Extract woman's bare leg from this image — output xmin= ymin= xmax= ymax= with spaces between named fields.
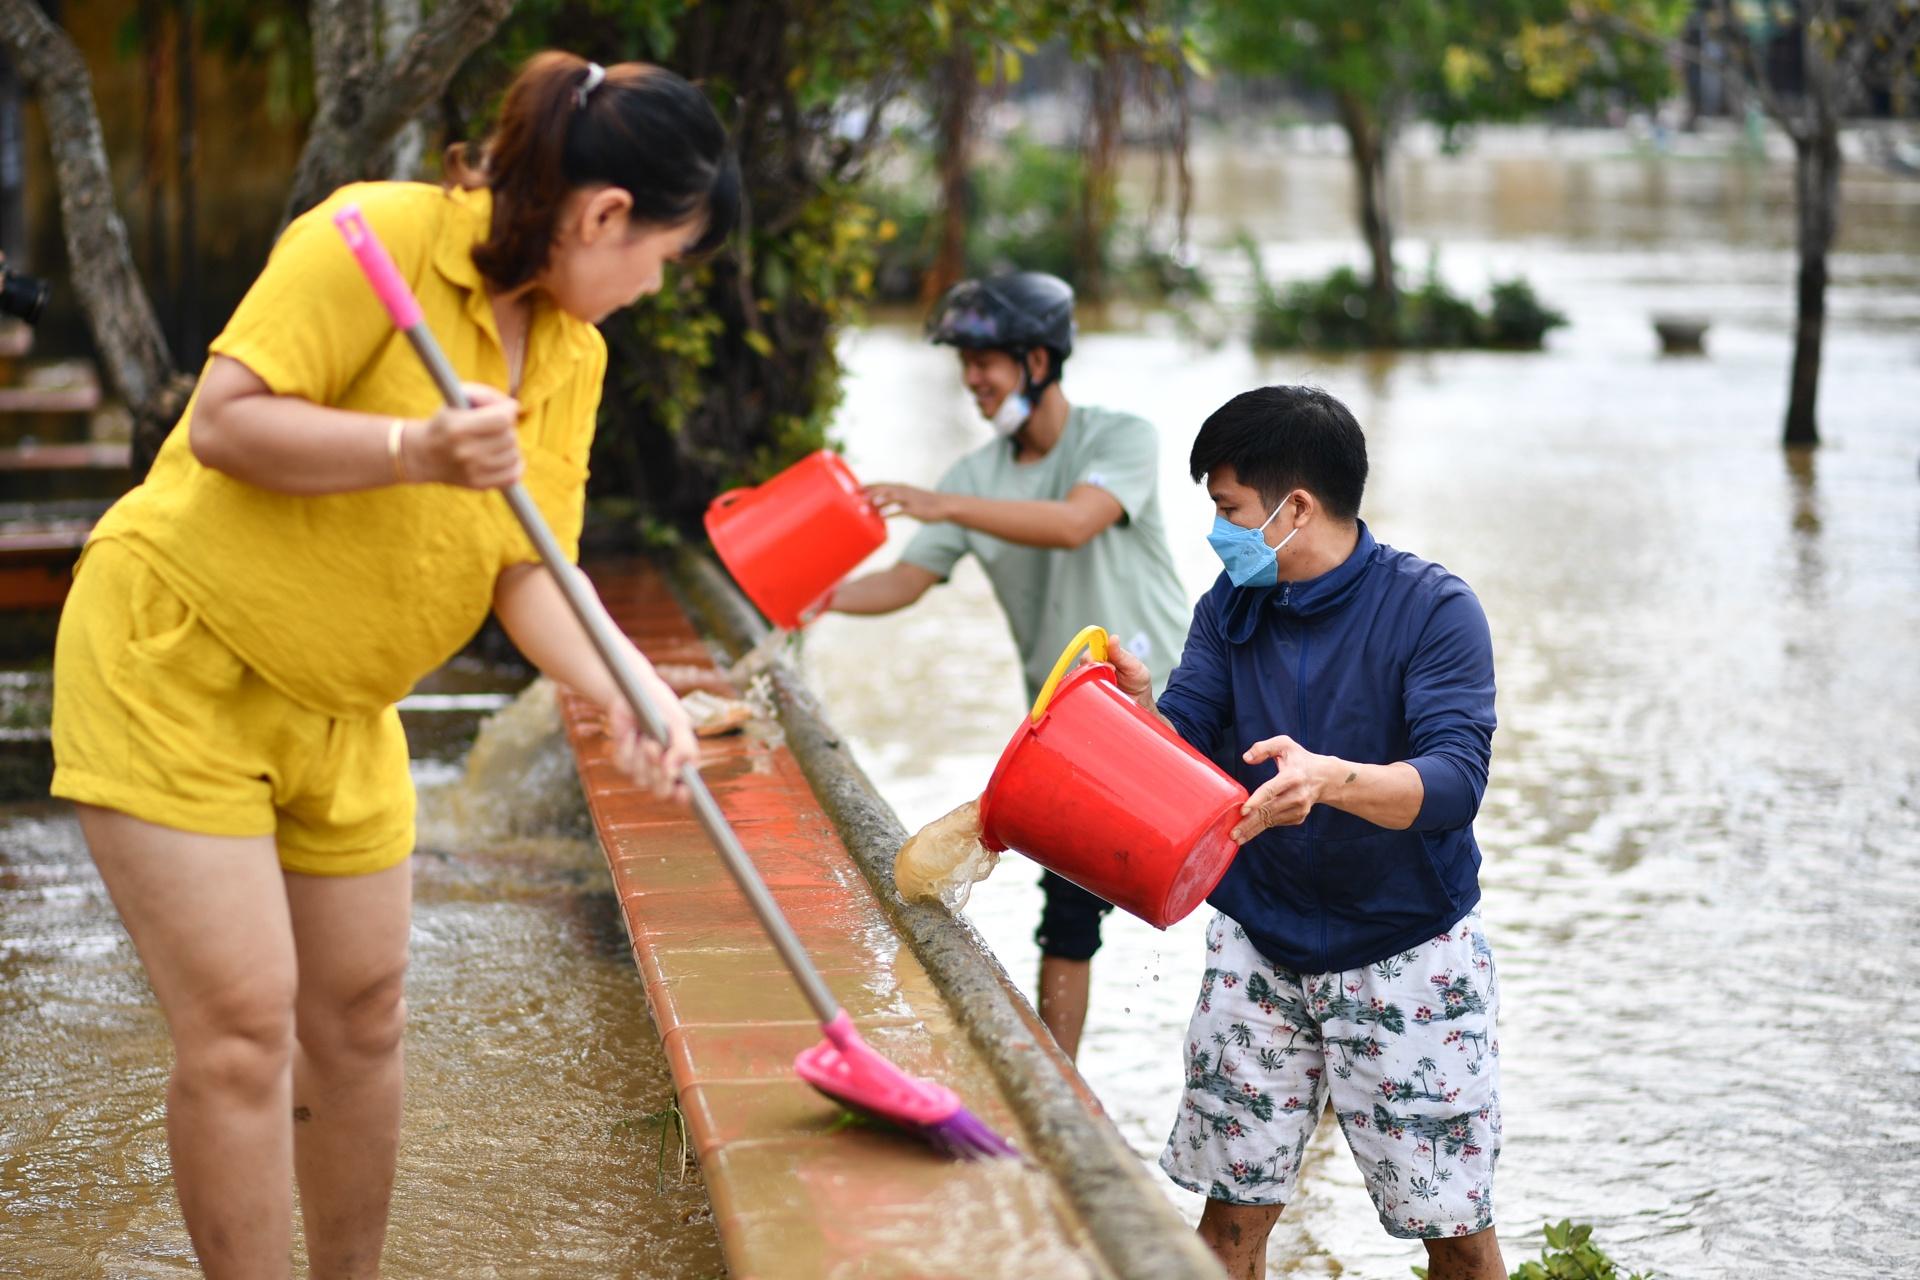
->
xmin=77 ymin=805 xmax=297 ymax=1280
xmin=285 ymin=861 xmax=412 ymax=1280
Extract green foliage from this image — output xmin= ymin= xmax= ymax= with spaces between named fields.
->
xmin=445 ymin=0 xmax=689 ymax=141
xmin=1199 ymin=0 xmax=1687 ymax=130
xmin=613 ymin=265 xmax=728 ymax=440
xmin=865 ymin=151 xmax=938 ymax=301
xmin=592 ymin=179 xmax=885 ymax=520
xmin=866 ymin=134 xmax=1207 ymax=303
xmin=973 ymin=133 xmax=1092 ymax=281
xmin=1202 ymin=0 xmax=1685 ymax=310
xmin=865 ymin=133 xmax=1087 ymax=294
xmin=191 ymin=0 xmax=316 ymax=127
xmin=1402 ymin=269 xmax=1490 ymax=347
xmin=1243 ymin=240 xmax=1565 ymax=351
xmin=457 ymin=0 xmax=1197 ymax=531
xmin=1413 ymin=1219 xmax=1658 ymax=1280
xmin=1248 ymin=261 xmax=1377 ymax=350
xmin=1486 ymin=277 xmax=1569 ymax=349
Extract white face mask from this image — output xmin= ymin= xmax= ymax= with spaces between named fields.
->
xmin=988 ymin=391 xmax=1033 ymax=438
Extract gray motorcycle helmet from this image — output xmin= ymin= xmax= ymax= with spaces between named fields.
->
xmin=926 ymin=272 xmax=1075 ymax=385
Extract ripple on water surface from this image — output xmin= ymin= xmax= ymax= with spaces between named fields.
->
xmin=802 ymin=141 xmax=1920 ymax=1278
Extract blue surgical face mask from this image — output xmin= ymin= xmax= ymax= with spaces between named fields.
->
xmin=1207 ymin=500 xmax=1299 ymax=588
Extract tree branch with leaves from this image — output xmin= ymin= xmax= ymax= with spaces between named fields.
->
xmin=1201 ymin=0 xmax=1684 ymax=339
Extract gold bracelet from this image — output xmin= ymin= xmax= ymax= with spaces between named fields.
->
xmin=387 ymin=418 xmax=409 ymax=484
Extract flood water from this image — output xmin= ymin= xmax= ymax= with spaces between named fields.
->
xmin=800 ymin=134 xmax=1920 ymax=1278
xmin=0 ymin=674 xmax=723 ymax=1276
xmin=1 ymin=131 xmax=1915 ymax=1279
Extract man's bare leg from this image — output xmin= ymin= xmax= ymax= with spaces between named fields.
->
xmin=1422 ymin=1227 xmax=1504 ymax=1280
xmin=1038 ymin=956 xmax=1091 ymax=1060
xmin=1197 ymin=1198 xmax=1285 ymax=1280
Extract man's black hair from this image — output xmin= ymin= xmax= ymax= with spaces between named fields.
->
xmin=1188 ymin=385 xmax=1368 ymax=520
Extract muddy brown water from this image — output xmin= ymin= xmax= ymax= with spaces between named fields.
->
xmin=799 ymin=134 xmax=1920 ymax=1278
xmin=0 ymin=678 xmax=724 ymax=1277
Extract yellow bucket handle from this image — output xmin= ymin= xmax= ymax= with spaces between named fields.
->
xmin=1030 ymin=626 xmax=1109 ymax=723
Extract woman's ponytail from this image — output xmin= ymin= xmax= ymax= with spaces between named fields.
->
xmin=450 ymin=51 xmax=737 ymax=291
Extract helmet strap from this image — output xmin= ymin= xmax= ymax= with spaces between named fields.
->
xmin=1013 ymin=346 xmax=1059 ymax=398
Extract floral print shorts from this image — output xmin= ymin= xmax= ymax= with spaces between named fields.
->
xmin=1159 ymin=911 xmax=1502 ymax=1240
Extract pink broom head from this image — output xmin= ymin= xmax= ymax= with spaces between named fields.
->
xmin=794 ymin=1013 xmax=1017 ymax=1160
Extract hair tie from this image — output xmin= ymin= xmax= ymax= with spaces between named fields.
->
xmin=575 ymin=62 xmax=605 ymax=109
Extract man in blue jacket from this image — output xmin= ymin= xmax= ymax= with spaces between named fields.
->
xmin=1108 ymin=386 xmax=1505 ymax=1280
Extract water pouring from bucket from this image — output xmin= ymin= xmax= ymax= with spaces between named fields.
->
xmin=894 ymin=798 xmax=998 ymax=910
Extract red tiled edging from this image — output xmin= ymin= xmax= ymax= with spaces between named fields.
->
xmin=561 ymin=558 xmax=1114 ymax=1280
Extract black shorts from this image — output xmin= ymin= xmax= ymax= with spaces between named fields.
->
xmin=1034 ymin=870 xmax=1114 ymax=961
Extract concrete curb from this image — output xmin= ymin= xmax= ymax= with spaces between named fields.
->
xmin=666 ymin=547 xmax=1225 ymax=1280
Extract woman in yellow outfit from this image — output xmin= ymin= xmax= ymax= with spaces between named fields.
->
xmin=49 ymin=52 xmax=737 ymax=1277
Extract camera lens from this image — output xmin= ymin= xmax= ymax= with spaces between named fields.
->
xmin=0 ymin=269 xmax=50 ymax=326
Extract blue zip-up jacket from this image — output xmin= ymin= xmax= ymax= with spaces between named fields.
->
xmin=1157 ymin=522 xmax=1496 ymax=974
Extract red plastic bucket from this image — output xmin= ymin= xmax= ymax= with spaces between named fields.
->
xmin=979 ymin=627 xmax=1247 ymax=929
xmin=704 ymin=450 xmax=888 ymax=630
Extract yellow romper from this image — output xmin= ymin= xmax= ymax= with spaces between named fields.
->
xmin=50 ymin=182 xmax=607 ymax=875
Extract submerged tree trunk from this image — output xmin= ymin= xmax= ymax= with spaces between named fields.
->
xmin=1779 ymin=6 xmax=1847 ymax=449
xmin=1784 ymin=129 xmax=1838 ymax=446
xmin=922 ymin=38 xmax=977 ymax=307
xmin=0 ymin=0 xmax=189 ymax=470
xmin=1333 ymin=90 xmax=1396 ymax=341
xmin=1074 ymin=42 xmax=1124 ymax=302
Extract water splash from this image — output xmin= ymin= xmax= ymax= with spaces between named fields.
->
xmin=725 ymin=625 xmax=797 ymax=685
xmin=415 ymin=679 xmax=586 ymax=846
xmin=893 ymin=798 xmax=998 ymax=911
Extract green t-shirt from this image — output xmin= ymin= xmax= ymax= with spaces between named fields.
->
xmin=902 ymin=404 xmax=1192 ymax=700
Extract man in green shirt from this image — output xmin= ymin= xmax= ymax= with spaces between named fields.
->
xmin=828 ymin=272 xmax=1191 ymax=1060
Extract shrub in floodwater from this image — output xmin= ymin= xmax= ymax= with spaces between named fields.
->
xmin=1411 ymin=1220 xmax=1657 ymax=1280
xmin=1401 ymin=269 xmax=1487 ymax=348
xmin=1249 ymin=263 xmax=1379 ymax=350
xmin=1486 ymin=277 xmax=1570 ymax=350
xmin=1241 ymin=238 xmax=1567 ymax=353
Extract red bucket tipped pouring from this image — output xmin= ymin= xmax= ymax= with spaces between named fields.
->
xmin=980 ymin=626 xmax=1247 ymax=929
xmin=704 ymin=450 xmax=887 ymax=630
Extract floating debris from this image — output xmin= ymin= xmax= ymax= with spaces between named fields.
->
xmin=681 ymin=689 xmax=758 ymax=737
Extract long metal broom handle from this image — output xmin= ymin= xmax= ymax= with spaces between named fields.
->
xmin=399 ymin=330 xmax=843 ymax=1027
xmin=332 ymin=207 xmax=839 ymax=1021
